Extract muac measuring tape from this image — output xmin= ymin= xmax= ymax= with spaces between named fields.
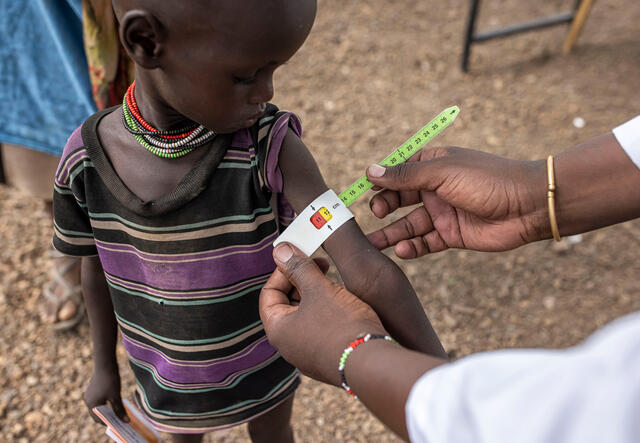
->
xmin=274 ymin=106 xmax=460 ymax=256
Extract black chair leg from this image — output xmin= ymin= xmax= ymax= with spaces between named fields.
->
xmin=462 ymin=0 xmax=481 ymax=73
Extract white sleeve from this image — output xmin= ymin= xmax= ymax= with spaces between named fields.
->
xmin=405 ymin=311 xmax=640 ymax=443
xmin=613 ymin=115 xmax=640 ymax=169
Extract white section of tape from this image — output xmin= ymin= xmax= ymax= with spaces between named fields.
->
xmin=273 ymin=189 xmax=354 ymax=256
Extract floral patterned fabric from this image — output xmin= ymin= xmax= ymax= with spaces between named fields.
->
xmin=82 ymin=0 xmax=134 ymax=110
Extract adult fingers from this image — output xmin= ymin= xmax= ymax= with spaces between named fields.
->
xmin=369 ymin=189 xmax=420 ymax=219
xmin=272 ymin=243 xmax=334 ymax=297
xmin=288 ymin=257 xmax=331 ymax=304
xmin=393 ymin=231 xmax=449 ymax=259
xmin=367 ymin=206 xmax=435 ymax=250
xmin=366 ymin=157 xmax=449 ymax=192
xmin=260 ymin=267 xmax=298 ymax=330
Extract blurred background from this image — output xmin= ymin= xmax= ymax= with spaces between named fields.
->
xmin=1 ymin=0 xmax=638 ymax=441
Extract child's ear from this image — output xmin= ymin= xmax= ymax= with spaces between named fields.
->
xmin=119 ymin=10 xmax=165 ymax=69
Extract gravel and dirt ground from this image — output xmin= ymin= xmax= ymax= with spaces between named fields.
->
xmin=1 ymin=0 xmax=639 ymax=441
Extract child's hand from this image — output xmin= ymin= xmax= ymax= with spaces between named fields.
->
xmin=83 ymin=368 xmax=128 ymax=424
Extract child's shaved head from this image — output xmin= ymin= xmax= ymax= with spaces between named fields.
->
xmin=114 ymin=0 xmax=316 ymax=133
xmin=113 ymin=0 xmax=315 ymax=42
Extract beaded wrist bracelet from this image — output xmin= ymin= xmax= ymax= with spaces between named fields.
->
xmin=338 ymin=333 xmax=398 ymax=398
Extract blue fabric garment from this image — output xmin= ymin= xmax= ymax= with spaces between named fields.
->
xmin=0 ymin=0 xmax=96 ymax=156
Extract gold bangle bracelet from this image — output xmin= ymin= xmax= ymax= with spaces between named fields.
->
xmin=547 ymin=155 xmax=561 ymax=242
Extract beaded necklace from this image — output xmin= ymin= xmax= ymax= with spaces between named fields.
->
xmin=121 ymin=82 xmax=216 ymax=158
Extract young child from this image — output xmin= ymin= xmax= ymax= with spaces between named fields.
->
xmin=52 ymin=1 xmax=446 ymax=441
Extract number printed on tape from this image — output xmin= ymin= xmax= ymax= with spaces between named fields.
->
xmin=310 ymin=207 xmax=332 ymax=229
xmin=338 ymin=106 xmax=460 ymax=207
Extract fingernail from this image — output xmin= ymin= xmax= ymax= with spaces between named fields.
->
xmin=368 ymin=164 xmax=386 ymax=178
xmin=274 ymin=244 xmax=294 ymax=263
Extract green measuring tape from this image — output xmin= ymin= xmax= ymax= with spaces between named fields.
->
xmin=338 ymin=106 xmax=460 ymax=207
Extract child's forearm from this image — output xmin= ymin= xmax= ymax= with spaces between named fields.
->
xmin=81 ymin=257 xmax=119 ymax=372
xmin=324 ymin=222 xmax=446 ymax=358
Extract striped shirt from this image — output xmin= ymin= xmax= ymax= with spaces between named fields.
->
xmin=53 ymin=104 xmax=300 ymax=433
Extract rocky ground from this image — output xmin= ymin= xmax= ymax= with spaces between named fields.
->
xmin=1 ymin=0 xmax=639 ymax=441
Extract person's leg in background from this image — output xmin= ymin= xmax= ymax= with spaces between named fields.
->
xmin=0 ymin=144 xmax=83 ymax=329
xmin=0 ymin=0 xmax=132 ymax=330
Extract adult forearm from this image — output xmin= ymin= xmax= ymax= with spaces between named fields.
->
xmin=81 ymin=257 xmax=119 ymax=371
xmin=554 ymin=133 xmax=640 ymax=236
xmin=525 ymin=133 xmax=640 ymax=241
xmin=345 ymin=339 xmax=447 ymax=440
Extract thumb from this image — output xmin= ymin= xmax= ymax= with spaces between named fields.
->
xmin=272 ymin=243 xmax=333 ymax=298
xmin=366 ymin=160 xmax=447 ymax=192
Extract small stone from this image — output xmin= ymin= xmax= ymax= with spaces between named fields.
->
xmin=12 ymin=423 xmax=25 ymax=436
xmin=567 ymin=234 xmax=583 ymax=244
xmin=25 ymin=411 xmax=44 ymax=429
xmin=26 ymin=375 xmax=38 ymax=387
xmin=486 ymin=135 xmax=500 ymax=147
xmin=15 ymin=280 xmax=30 ymax=291
xmin=442 ymin=311 xmax=458 ymax=328
xmin=542 ymin=296 xmax=556 ymax=310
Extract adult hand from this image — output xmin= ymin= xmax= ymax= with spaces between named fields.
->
xmin=366 ymin=147 xmax=547 ymax=258
xmin=260 ymin=243 xmax=387 ymax=386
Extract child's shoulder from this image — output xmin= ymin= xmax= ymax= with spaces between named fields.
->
xmin=61 ymin=124 xmax=85 ymax=159
xmin=56 ymin=107 xmax=117 ymax=186
xmin=241 ymin=103 xmax=303 ymax=194
xmin=253 ymin=103 xmax=302 ymax=146
xmin=61 ymin=107 xmax=115 ymax=161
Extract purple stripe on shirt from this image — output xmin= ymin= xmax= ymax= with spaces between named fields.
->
xmin=95 ymin=233 xmax=275 ymax=262
xmin=265 ymin=113 xmax=302 ymax=193
xmin=55 ymin=149 xmax=88 ymax=186
xmin=122 ymin=334 xmax=277 ymax=385
xmin=61 ymin=125 xmax=83 ymax=158
xmin=96 ymin=235 xmax=277 ymax=290
xmin=106 ymin=273 xmax=269 ymax=299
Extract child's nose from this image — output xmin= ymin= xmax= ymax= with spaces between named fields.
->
xmin=250 ymin=76 xmax=274 ymax=104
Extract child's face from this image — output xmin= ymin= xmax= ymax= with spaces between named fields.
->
xmin=154 ymin=0 xmax=317 ymax=134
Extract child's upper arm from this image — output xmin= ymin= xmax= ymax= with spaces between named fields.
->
xmin=278 ymin=129 xmax=381 ymax=262
xmin=52 ymin=128 xmax=98 ymax=257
